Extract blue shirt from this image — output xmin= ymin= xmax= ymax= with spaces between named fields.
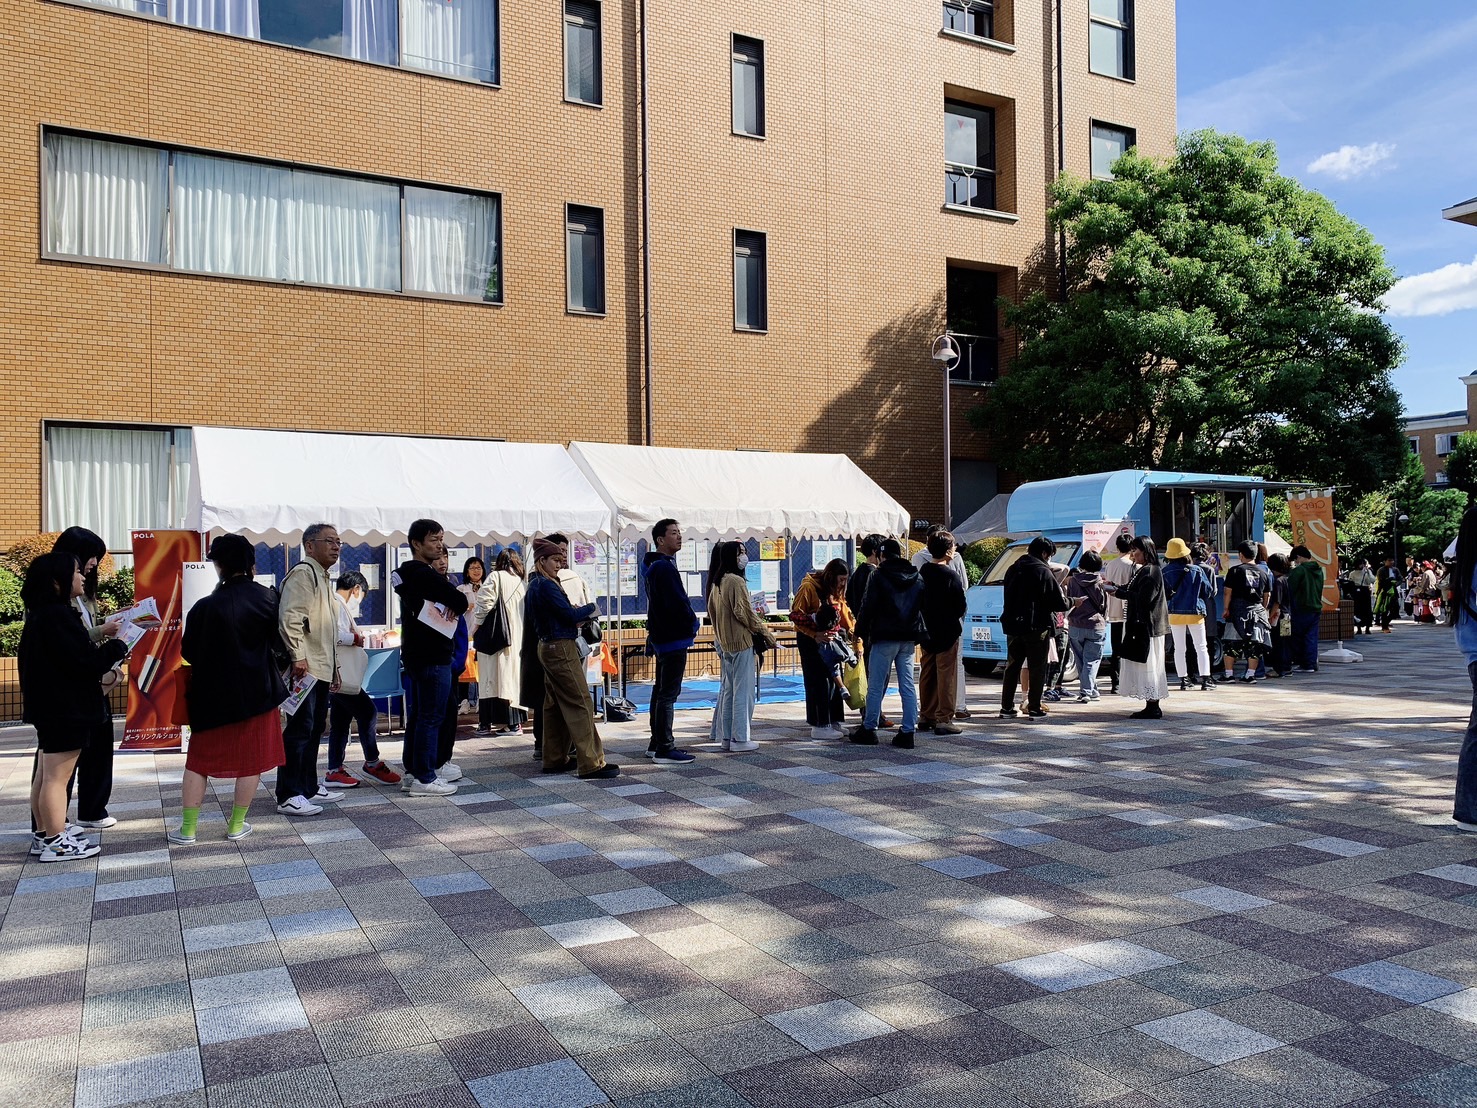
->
xmin=527 ymin=573 xmax=596 ymax=642
xmin=1456 ymin=566 xmax=1477 ymax=665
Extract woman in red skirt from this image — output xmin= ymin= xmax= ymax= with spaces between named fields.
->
xmin=170 ymin=534 xmax=288 ymax=844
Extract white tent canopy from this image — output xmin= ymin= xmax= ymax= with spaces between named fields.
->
xmin=185 ymin=427 xmax=612 ymax=544
xmin=567 ymin=441 xmax=909 ymax=540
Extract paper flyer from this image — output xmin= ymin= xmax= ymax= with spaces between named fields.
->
xmin=573 ymin=540 xmax=597 ymax=565
xmin=419 ymin=599 xmax=458 ymax=638
xmin=676 ymin=544 xmax=699 ymax=572
xmin=281 ymin=673 xmax=318 ymax=716
xmin=812 ymin=540 xmax=846 ymax=570
xmin=760 ymin=538 xmax=786 ymax=560
xmin=685 ymin=573 xmax=704 ymax=598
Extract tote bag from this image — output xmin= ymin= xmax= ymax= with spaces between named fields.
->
xmin=338 ymin=645 xmax=369 ymax=695
xmin=473 ymin=579 xmax=511 ymax=655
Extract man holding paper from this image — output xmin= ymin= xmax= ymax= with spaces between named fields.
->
xmin=393 ymin=518 xmax=469 ymax=796
xmin=276 ymin=523 xmax=342 ymax=817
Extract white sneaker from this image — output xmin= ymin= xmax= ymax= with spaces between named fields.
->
xmin=30 ymin=827 xmax=90 ymax=856
xmin=76 ymin=815 xmax=118 ymax=829
xmin=39 ymin=834 xmax=101 ymax=862
xmin=312 ymin=786 xmax=345 ymax=804
xmin=727 ymin=741 xmax=760 ymax=752
xmin=166 ymin=827 xmax=196 ymax=845
xmin=400 ymin=776 xmax=414 ymax=792
xmin=408 ymin=778 xmax=458 ymax=796
xmin=277 ymin=795 xmax=324 ymax=817
xmin=436 ymin=762 xmax=463 ymax=782
xmin=830 ymin=723 xmax=846 ymax=736
xmin=810 ymin=726 xmax=834 ymax=740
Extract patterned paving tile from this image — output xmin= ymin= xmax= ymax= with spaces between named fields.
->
xmin=763 ymin=999 xmax=894 ymax=1051
xmin=1136 ymin=1010 xmax=1287 ymax=1064
xmin=1332 ymin=960 xmax=1466 ymax=1003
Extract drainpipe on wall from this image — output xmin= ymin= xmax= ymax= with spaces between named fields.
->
xmin=1055 ymin=0 xmax=1068 ymax=301
xmin=640 ymin=0 xmax=656 ymax=445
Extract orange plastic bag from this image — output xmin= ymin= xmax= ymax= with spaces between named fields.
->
xmin=599 ymin=641 xmax=618 ymax=676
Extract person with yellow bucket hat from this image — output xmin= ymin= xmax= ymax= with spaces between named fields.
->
xmin=1162 ymin=537 xmax=1218 ymax=692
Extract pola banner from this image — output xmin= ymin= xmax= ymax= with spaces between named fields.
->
xmin=1084 ymin=519 xmax=1133 ymax=558
xmin=1286 ymin=490 xmax=1340 ymax=611
xmin=121 ymin=530 xmax=202 ymax=751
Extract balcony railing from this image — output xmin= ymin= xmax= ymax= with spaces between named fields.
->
xmin=945 ymin=331 xmax=998 ymax=384
xmin=944 ymin=162 xmax=997 ymax=212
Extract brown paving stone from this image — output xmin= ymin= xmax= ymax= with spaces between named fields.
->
xmin=930 ymin=967 xmax=1049 ymax=1010
xmin=200 ymin=1027 xmax=326 ymax=1085
xmin=720 ymin=970 xmax=839 ymax=1015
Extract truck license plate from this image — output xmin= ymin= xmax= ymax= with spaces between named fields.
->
xmin=972 ymin=625 xmax=991 ymax=643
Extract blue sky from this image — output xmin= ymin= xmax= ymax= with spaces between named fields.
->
xmin=1177 ymin=1 xmax=1477 ymax=418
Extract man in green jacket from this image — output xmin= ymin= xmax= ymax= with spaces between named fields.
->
xmin=1288 ymin=545 xmax=1325 ymax=673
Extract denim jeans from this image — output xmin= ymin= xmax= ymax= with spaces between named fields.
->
xmin=327 ymin=690 xmax=380 ymax=769
xmin=711 ymin=646 xmax=757 ymax=747
xmin=277 ymin=682 xmax=329 ymax=803
xmin=1456 ymin=662 xmax=1477 ymax=823
xmin=1068 ymin=626 xmax=1106 ymax=697
xmin=404 ymin=664 xmax=452 ymax=784
xmin=1292 ymin=609 xmax=1320 ymax=669
xmin=649 ymin=649 xmax=687 ymax=751
xmin=863 ymin=640 xmax=918 ymax=732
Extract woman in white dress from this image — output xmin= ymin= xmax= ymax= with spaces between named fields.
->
xmin=473 ymin=549 xmax=527 ymax=737
xmin=1116 ymin=535 xmax=1170 ymax=720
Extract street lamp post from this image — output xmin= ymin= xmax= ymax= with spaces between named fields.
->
xmin=931 ymin=335 xmax=961 ymax=529
xmin=1393 ymin=505 xmax=1410 ymax=567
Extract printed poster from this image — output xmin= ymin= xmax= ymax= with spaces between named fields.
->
xmin=1086 ymin=519 xmax=1133 ymax=558
xmin=1287 ymin=490 xmax=1340 ymax=611
xmin=122 ymin=530 xmax=203 ymax=751
xmin=811 ymin=540 xmax=846 ymax=570
xmin=760 ymin=538 xmax=786 ymax=560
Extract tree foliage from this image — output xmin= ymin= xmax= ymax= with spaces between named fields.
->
xmin=974 ymin=130 xmax=1406 ymax=498
xmin=1443 ymin=432 xmax=1477 ymax=502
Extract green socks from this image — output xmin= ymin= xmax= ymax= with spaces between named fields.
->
xmin=228 ymin=805 xmax=249 ymax=836
xmin=180 ymin=807 xmax=200 ymax=838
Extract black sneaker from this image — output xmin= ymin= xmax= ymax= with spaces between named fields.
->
xmin=891 ymin=732 xmax=915 ymax=750
xmin=541 ymin=757 xmax=578 ymax=774
xmin=648 ymin=748 xmax=696 ymax=764
xmin=998 ymin=708 xmax=1019 ymax=719
xmin=847 ymin=726 xmax=879 ymax=746
xmin=1025 ymin=707 xmax=1048 ymax=718
xmin=578 ymin=764 xmax=622 ymax=780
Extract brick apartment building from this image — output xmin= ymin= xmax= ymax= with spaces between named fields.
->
xmin=0 ymin=0 xmax=1176 ymax=554
xmin=1405 ymin=373 xmax=1477 ymax=488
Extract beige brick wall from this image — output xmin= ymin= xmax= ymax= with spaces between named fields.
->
xmin=0 ymin=0 xmax=1175 ymax=543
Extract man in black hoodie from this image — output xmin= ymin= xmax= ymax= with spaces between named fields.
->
xmin=850 ymin=539 xmax=924 ymax=748
xmin=393 ymin=518 xmax=469 ymax=795
xmin=641 ymin=518 xmax=697 ymax=764
xmin=918 ymin=531 xmax=967 ymax=736
xmin=999 ymin=536 xmax=1068 ymax=719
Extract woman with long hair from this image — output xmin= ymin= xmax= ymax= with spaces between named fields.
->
xmin=1117 ymin=536 xmax=1169 ymax=719
xmin=475 ymin=548 xmax=528 ymax=738
xmin=456 ymin=556 xmax=486 ymax=713
xmin=791 ymin=558 xmax=853 ymax=739
xmin=22 ymin=551 xmax=128 ymax=860
xmin=171 ymin=535 xmax=288 ymax=844
xmin=708 ymin=541 xmax=775 ymax=752
xmin=1450 ymin=507 xmax=1477 ymax=832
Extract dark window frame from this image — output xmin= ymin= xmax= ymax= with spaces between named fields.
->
xmin=1088 ymin=0 xmax=1135 ymax=81
xmin=565 ymin=203 xmax=606 ymax=316
xmin=941 ymin=0 xmax=993 ymax=41
xmin=1089 ymin=120 xmax=1135 ymax=179
xmin=733 ymin=228 xmax=768 ymax=333
xmin=731 ymin=33 xmax=767 ymax=139
xmin=944 ymin=99 xmax=997 ymax=212
xmin=563 ymin=0 xmax=604 ymax=107
xmin=945 ymin=264 xmax=1000 ymax=385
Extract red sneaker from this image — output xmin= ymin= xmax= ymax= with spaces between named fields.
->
xmin=362 ymin=761 xmax=402 ymax=785
xmin=325 ymin=768 xmax=360 ymax=788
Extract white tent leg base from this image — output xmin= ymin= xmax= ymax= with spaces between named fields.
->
xmin=1319 ymin=642 xmax=1362 ymax=664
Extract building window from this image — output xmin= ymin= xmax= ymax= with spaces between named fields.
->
xmin=1437 ymin=470 xmax=1451 ymax=485
xmin=1090 ymin=122 xmax=1134 ymax=179
xmin=945 ymin=264 xmax=999 ymax=384
xmin=45 ymin=423 xmax=194 ymax=553
xmin=1409 ymin=437 xmax=1421 ymax=455
xmin=942 ymin=0 xmax=993 ymax=40
xmin=945 ymin=100 xmax=996 ymax=211
xmin=62 ymin=0 xmax=498 ymax=83
xmin=731 ymin=35 xmax=766 ymax=138
xmin=734 ymin=229 xmax=767 ymax=332
xmin=564 ymin=1 xmax=602 ymax=105
xmin=1436 ymin=433 xmax=1459 ymax=456
xmin=1089 ymin=0 xmax=1134 ymax=80
xmin=566 ymin=205 xmax=605 ymax=314
xmin=44 ymin=131 xmax=502 ymax=302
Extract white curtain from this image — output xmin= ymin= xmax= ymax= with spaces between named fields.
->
xmin=173 ymin=152 xmax=291 ymax=279
xmin=168 ymin=427 xmax=194 ymax=527
xmin=46 ymin=427 xmax=174 ymax=551
xmin=173 ymin=156 xmax=399 ymax=290
xmin=344 ymin=0 xmax=398 ymax=64
xmin=290 ymin=169 xmax=401 ymax=290
xmin=405 ymin=186 xmax=498 ymax=299
xmin=402 ymin=0 xmax=497 ymax=82
xmin=93 ymin=0 xmax=166 ymax=13
xmin=44 ymin=134 xmax=167 ymax=265
xmin=167 ymin=0 xmax=260 ymax=37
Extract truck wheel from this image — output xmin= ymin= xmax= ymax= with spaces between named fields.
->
xmin=963 ymin=659 xmax=997 ymax=678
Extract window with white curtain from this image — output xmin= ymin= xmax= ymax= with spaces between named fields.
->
xmin=565 ymin=204 xmax=605 ymax=314
xmin=564 ymin=1 xmax=602 ymax=105
xmin=1089 ymin=121 xmax=1134 ymax=179
xmin=45 ymin=425 xmax=194 ymax=552
xmin=734 ymin=229 xmax=767 ymax=332
xmin=43 ymin=134 xmax=168 ymax=265
xmin=65 ymin=0 xmax=496 ymax=83
xmin=45 ymin=131 xmax=502 ymax=303
xmin=405 ymin=186 xmax=500 ymax=300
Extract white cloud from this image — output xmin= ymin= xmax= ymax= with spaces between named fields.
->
xmin=1386 ymin=256 xmax=1477 ymax=317
xmin=1305 ymin=142 xmax=1395 ymax=180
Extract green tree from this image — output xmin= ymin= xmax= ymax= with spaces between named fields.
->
xmin=974 ymin=130 xmax=1406 ymax=497
xmin=1443 ymin=432 xmax=1477 ymax=503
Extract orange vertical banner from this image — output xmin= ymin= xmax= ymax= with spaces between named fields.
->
xmin=122 ymin=530 xmax=203 ymax=751
xmin=1286 ymin=490 xmax=1340 ymax=611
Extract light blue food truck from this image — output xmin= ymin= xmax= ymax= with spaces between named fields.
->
xmin=961 ymin=470 xmax=1267 ymax=676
